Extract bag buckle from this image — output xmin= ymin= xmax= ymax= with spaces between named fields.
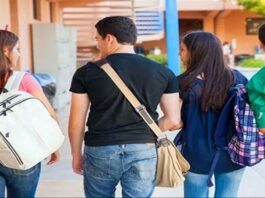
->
xmin=157 ymin=137 xmax=170 ymax=147
xmin=135 ymin=105 xmax=154 ymax=125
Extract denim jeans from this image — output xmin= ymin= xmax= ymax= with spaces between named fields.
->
xmin=0 ymin=163 xmax=41 ymax=198
xmin=83 ymin=144 xmax=157 ymax=198
xmin=184 ymin=168 xmax=245 ymax=198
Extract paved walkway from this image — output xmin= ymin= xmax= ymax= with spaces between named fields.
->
xmin=36 ymin=105 xmax=265 ymax=197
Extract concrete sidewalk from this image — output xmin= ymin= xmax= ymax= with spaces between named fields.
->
xmin=36 ymin=105 xmax=265 ymax=197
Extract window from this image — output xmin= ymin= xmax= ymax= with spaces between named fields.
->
xmin=246 ymin=18 xmax=265 ymax=35
xmin=179 ymin=19 xmax=203 ymax=37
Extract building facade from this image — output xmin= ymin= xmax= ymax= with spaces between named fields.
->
xmin=1 ymin=0 xmax=264 ymax=72
xmin=143 ymin=0 xmax=263 ymax=57
xmin=0 ymin=0 xmax=165 ymax=71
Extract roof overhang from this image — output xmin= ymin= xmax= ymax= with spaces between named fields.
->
xmin=178 ymin=0 xmax=242 ymax=11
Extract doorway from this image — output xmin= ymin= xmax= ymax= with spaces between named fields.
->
xmin=179 ymin=19 xmax=203 ymax=37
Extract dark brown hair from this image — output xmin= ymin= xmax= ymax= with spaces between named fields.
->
xmin=0 ymin=30 xmax=18 ymax=89
xmin=259 ymin=23 xmax=265 ymax=45
xmin=95 ymin=16 xmax=137 ymax=45
xmin=180 ymin=31 xmax=234 ymax=112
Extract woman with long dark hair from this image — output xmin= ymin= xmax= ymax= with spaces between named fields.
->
xmin=0 ymin=30 xmax=60 ymax=197
xmin=177 ymin=31 xmax=247 ymax=197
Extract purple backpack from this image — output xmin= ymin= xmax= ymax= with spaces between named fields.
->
xmin=227 ymin=84 xmax=265 ymax=166
xmin=207 ymin=84 xmax=265 ymax=187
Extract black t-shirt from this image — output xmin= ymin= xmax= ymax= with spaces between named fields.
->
xmin=70 ymin=53 xmax=179 ymax=146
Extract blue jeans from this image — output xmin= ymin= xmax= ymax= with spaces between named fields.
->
xmin=184 ymin=168 xmax=245 ymax=198
xmin=83 ymin=144 xmax=157 ymax=198
xmin=0 ymin=163 xmax=41 ymax=197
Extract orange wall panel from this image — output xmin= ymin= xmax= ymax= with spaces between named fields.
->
xmin=218 ymin=10 xmax=261 ymax=55
xmin=0 ymin=0 xmax=11 ymax=30
xmin=141 ymin=10 xmax=262 ymax=57
xmin=14 ymin=0 xmax=51 ymax=71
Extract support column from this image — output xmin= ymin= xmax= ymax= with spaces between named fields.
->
xmin=204 ymin=11 xmax=219 ymax=33
xmin=165 ymin=0 xmax=180 ymax=75
xmin=9 ymin=0 xmax=19 ymax=34
xmin=51 ymin=2 xmax=63 ymax=24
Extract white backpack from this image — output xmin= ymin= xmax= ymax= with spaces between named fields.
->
xmin=0 ymin=71 xmax=64 ymax=170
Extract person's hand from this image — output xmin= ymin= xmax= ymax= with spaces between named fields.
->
xmin=72 ymin=155 xmax=83 ymax=175
xmin=169 ymin=120 xmax=183 ymax=131
xmin=176 ymin=120 xmax=184 ymax=130
xmin=168 ymin=99 xmax=183 ymax=132
xmin=47 ymin=150 xmax=60 ymax=165
xmin=259 ymin=128 xmax=265 ymax=134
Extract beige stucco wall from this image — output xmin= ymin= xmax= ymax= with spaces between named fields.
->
xmin=178 ymin=0 xmax=240 ymax=11
xmin=0 ymin=0 xmax=11 ymax=29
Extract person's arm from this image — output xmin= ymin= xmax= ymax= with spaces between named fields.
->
xmin=68 ymin=93 xmax=90 ymax=175
xmin=246 ymin=68 xmax=265 ymax=134
xmin=31 ymin=90 xmax=60 ymax=165
xmin=158 ymin=93 xmax=182 ymax=132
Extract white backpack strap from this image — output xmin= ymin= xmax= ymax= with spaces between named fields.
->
xmin=4 ymin=71 xmax=26 ymax=91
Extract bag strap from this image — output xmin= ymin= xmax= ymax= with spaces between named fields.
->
xmin=94 ymin=59 xmax=164 ymax=139
xmin=207 ymin=89 xmax=237 ymax=187
xmin=4 ymin=71 xmax=26 ymax=92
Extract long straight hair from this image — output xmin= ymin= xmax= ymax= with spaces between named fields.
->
xmin=0 ymin=30 xmax=18 ymax=89
xmin=180 ymin=31 xmax=234 ymax=112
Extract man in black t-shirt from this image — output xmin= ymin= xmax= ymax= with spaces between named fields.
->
xmin=69 ymin=16 xmax=181 ymax=198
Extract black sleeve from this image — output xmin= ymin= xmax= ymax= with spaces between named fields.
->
xmin=164 ymin=68 xmax=179 ymax=93
xmin=70 ymin=67 xmax=87 ymax=93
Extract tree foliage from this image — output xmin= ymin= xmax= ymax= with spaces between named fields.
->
xmin=237 ymin=0 xmax=265 ymax=16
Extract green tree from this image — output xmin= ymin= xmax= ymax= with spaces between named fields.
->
xmin=238 ymin=0 xmax=265 ymax=16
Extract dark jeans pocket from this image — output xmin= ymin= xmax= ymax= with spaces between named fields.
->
xmin=132 ymin=157 xmax=157 ymax=182
xmin=84 ymin=148 xmax=111 ymax=179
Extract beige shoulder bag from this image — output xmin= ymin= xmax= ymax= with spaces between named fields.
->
xmin=95 ymin=59 xmax=190 ymax=188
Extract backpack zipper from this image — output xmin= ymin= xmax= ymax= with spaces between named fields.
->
xmin=0 ymin=132 xmax=23 ymax=165
xmin=0 ymin=94 xmax=20 ymax=107
xmin=0 ymin=97 xmax=36 ymax=116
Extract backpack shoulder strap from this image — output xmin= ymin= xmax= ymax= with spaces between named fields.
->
xmin=207 ymin=90 xmax=237 ymax=187
xmin=4 ymin=71 xmax=26 ymax=92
